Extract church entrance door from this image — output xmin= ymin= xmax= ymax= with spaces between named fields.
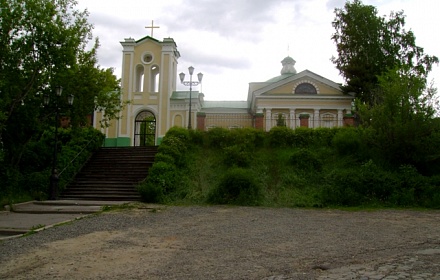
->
xmin=134 ymin=111 xmax=156 ymax=146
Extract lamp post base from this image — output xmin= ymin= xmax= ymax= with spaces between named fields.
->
xmin=49 ymin=169 xmax=59 ymax=200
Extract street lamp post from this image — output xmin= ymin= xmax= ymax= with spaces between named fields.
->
xmin=43 ymin=86 xmax=74 ymax=200
xmin=179 ymin=66 xmax=203 ymax=129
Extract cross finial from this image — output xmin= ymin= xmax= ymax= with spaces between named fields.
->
xmin=145 ymin=20 xmax=160 ymax=37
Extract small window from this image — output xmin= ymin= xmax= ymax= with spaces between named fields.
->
xmin=142 ymin=52 xmax=154 ymax=64
xmin=321 ymin=114 xmax=335 ymax=128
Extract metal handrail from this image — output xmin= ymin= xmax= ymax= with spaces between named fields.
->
xmin=58 ymin=137 xmax=96 ymax=176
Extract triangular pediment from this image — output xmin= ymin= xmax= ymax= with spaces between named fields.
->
xmin=136 ymin=35 xmax=160 ymax=44
xmin=252 ymin=70 xmax=342 ymax=96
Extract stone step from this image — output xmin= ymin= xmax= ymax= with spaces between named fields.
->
xmin=61 ymin=146 xmax=158 ymax=201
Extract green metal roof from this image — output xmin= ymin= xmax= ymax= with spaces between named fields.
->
xmin=203 ymin=101 xmax=248 ymax=109
xmin=136 ymin=35 xmax=160 ymax=43
xmin=171 ymin=91 xmax=200 ymax=99
xmin=265 ymin=73 xmax=296 ymax=83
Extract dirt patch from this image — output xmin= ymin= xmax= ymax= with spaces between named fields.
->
xmin=1 ymin=206 xmax=440 ymax=279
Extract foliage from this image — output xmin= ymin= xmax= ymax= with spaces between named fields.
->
xmin=332 ymin=127 xmax=365 ymax=157
xmin=331 ymin=0 xmax=438 ymax=105
xmin=322 ymin=160 xmax=399 ymax=206
xmin=203 ymin=127 xmax=232 ymax=148
xmin=0 ymin=0 xmax=124 ymax=198
xmin=357 ymin=69 xmax=440 ymax=171
xmin=309 ymin=128 xmax=338 ymax=147
xmin=138 ymin=128 xmax=193 ymax=203
xmin=268 ymin=126 xmax=293 ymax=147
xmin=288 ymin=148 xmax=322 ymax=172
xmin=0 ymin=126 xmax=104 ymax=205
xmin=222 ymin=144 xmax=252 ymax=168
xmin=139 ymin=115 xmax=155 ymax=146
xmin=228 ymin=128 xmax=266 ymax=149
xmin=138 ymin=127 xmax=440 ymax=209
xmin=157 ymin=136 xmax=188 ymax=168
xmin=207 ymin=167 xmax=262 ymax=206
xmin=276 ymin=113 xmax=286 ymax=127
xmin=166 ymin=126 xmax=191 ymax=142
xmin=268 ymin=126 xmax=339 ymax=148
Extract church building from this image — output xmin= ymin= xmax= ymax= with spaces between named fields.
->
xmin=93 ymin=35 xmax=354 ymax=147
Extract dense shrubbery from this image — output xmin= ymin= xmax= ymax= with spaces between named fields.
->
xmin=288 ymin=148 xmax=322 ymax=172
xmin=137 ymin=127 xmax=191 ymax=203
xmin=0 ymin=127 xmax=104 ymax=205
xmin=138 ymin=126 xmax=440 ymax=209
xmin=207 ymin=167 xmax=262 ymax=206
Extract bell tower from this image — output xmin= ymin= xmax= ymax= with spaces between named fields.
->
xmin=95 ymin=35 xmax=180 ymax=146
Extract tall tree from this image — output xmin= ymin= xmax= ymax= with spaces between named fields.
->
xmin=357 ymin=67 xmax=439 ymax=169
xmin=331 ymin=0 xmax=438 ymax=106
xmin=0 ymin=0 xmax=123 ymax=167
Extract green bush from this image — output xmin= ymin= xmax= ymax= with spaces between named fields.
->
xmin=56 ymin=127 xmax=105 ymax=192
xmin=165 ymin=126 xmax=190 ymax=143
xmin=268 ymin=126 xmax=294 ymax=147
xmin=312 ymin=128 xmax=338 ymax=147
xmin=158 ymin=136 xmax=187 ymax=168
xmin=288 ymin=148 xmax=322 ymax=172
xmin=322 ymin=160 xmax=401 ymax=206
xmin=153 ymin=152 xmax=175 ymax=165
xmin=390 ymin=164 xmax=427 ymax=206
xmin=189 ymin=129 xmax=204 ymax=146
xmin=229 ymin=128 xmax=266 ymax=149
xmin=204 ymin=127 xmax=232 ymax=148
xmin=290 ymin=127 xmax=314 ymax=148
xmin=332 ymin=127 xmax=363 ymax=156
xmin=137 ymin=180 xmax=164 ymax=203
xmin=321 ymin=168 xmax=364 ymax=206
xmin=22 ymin=171 xmax=50 ymax=200
xmin=1 ymin=127 xmax=104 ymax=203
xmin=207 ymin=167 xmax=262 ymax=206
xmin=222 ymin=144 xmax=252 ymax=167
xmin=142 ymin=162 xmax=177 ymax=194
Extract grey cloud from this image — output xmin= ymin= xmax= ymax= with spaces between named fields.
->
xmin=326 ymin=0 xmax=346 ymax=11
xmin=178 ymin=45 xmax=252 ymax=74
xmin=160 ymin=0 xmax=303 ymax=41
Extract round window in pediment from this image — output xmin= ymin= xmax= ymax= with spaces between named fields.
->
xmin=142 ymin=52 xmax=154 ymax=64
xmin=295 ymin=83 xmax=317 ymax=94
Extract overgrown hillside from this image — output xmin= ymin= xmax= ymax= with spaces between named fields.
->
xmin=138 ymin=127 xmax=440 ymax=208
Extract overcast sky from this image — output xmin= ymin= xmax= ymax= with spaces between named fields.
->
xmin=77 ymin=0 xmax=439 ymax=101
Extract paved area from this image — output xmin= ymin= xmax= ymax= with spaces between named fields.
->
xmin=0 ymin=200 xmax=131 ymax=240
xmin=1 ymin=205 xmax=439 ymax=279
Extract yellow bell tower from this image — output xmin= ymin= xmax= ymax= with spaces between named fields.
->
xmin=95 ymin=35 xmax=180 ymax=146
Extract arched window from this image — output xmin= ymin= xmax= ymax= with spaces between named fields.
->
xmin=321 ymin=113 xmax=336 ymax=128
xmin=135 ymin=65 xmax=145 ymax=92
xmin=295 ymin=83 xmax=317 ymax=94
xmin=173 ymin=114 xmax=183 ymax=127
xmin=150 ymin=65 xmax=160 ymax=93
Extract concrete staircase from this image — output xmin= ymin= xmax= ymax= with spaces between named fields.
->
xmin=60 ymin=146 xmax=158 ymax=201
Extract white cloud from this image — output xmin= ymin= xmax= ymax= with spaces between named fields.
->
xmin=78 ymin=0 xmax=439 ymax=101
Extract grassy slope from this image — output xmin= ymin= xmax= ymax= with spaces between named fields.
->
xmin=171 ymin=145 xmax=337 ymax=207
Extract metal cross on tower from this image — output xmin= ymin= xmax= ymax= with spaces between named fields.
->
xmin=145 ymin=20 xmax=160 ymax=37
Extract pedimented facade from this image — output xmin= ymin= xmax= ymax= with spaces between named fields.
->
xmin=94 ymin=36 xmax=354 ymax=147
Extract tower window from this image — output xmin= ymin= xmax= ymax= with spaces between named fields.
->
xmin=142 ymin=52 xmax=154 ymax=64
xmin=151 ymin=65 xmax=160 ymax=93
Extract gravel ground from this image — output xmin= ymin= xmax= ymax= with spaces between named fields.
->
xmin=0 ymin=206 xmax=440 ymax=279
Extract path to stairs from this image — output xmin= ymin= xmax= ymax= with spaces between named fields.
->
xmin=60 ymin=146 xmax=158 ymax=201
xmin=0 ymin=200 xmax=153 ymax=240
